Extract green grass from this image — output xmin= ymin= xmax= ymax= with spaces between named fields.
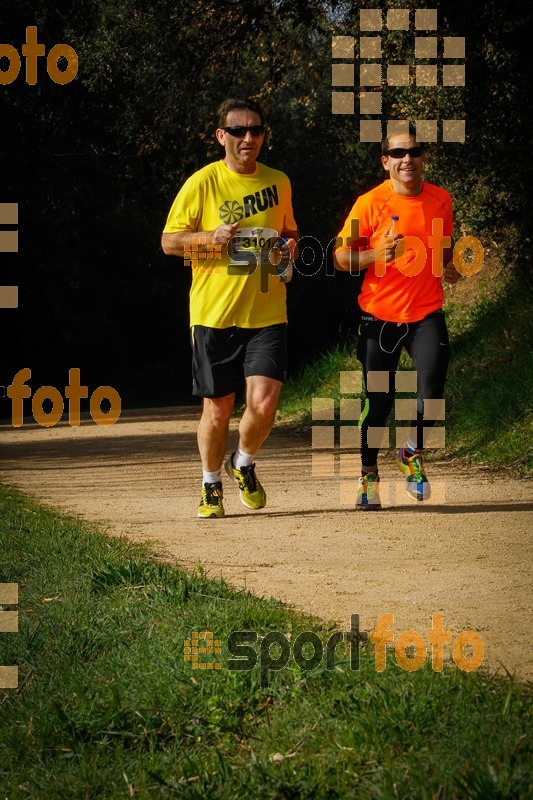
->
xmin=277 ymin=343 xmax=360 ymax=424
xmin=443 ymin=270 xmax=533 ymax=472
xmin=1 ymin=486 xmax=531 ymax=798
xmin=279 ymin=266 xmax=533 ymax=473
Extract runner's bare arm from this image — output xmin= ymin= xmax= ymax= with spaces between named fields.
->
xmin=280 ymin=229 xmax=299 ymax=261
xmin=334 ymin=247 xmax=373 ymax=272
xmin=161 ymin=222 xmax=239 ymax=257
xmin=443 ymin=243 xmax=460 ymax=284
xmin=334 ymin=233 xmax=403 ymax=272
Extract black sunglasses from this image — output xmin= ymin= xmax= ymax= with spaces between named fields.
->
xmin=385 ymin=147 xmax=424 ymax=158
xmin=223 ymin=125 xmax=265 ymax=137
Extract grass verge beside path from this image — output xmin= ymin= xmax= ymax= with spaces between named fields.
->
xmin=1 ymin=486 xmax=531 ymax=799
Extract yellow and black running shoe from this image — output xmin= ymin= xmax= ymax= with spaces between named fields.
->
xmin=224 ymin=453 xmax=266 ymax=510
xmin=197 ymin=481 xmax=225 ymax=518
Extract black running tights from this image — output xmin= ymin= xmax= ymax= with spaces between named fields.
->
xmin=356 ymin=310 xmax=450 ymax=467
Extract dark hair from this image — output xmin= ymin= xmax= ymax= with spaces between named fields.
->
xmin=217 ymin=98 xmax=265 ymax=129
xmin=381 ymin=123 xmax=425 ymax=154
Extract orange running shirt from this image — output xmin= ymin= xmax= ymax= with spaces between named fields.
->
xmin=336 ymin=179 xmax=453 ymax=322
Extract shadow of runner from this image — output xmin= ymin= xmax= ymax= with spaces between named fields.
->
xmin=252 ymin=502 xmax=533 ymax=517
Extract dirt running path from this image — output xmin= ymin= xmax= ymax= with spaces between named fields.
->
xmin=1 ymin=407 xmax=532 ymax=681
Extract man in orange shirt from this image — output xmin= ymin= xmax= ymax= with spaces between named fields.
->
xmin=335 ymin=125 xmax=459 ymax=509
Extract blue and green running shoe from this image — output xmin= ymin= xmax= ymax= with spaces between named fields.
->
xmin=355 ymin=471 xmax=382 ymax=510
xmin=396 ymin=448 xmax=431 ymax=501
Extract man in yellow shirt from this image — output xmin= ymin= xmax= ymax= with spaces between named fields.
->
xmin=162 ymin=98 xmax=298 ymax=518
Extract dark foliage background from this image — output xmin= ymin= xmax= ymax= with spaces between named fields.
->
xmin=1 ymin=0 xmax=531 ymax=407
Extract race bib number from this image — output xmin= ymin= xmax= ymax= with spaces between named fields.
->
xmin=229 ymin=227 xmax=279 ymax=266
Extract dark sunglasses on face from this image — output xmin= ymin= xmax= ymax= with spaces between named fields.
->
xmin=385 ymin=146 xmax=424 ymax=158
xmin=223 ymin=125 xmax=265 ymax=137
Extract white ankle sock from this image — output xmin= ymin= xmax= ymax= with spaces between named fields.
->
xmin=362 ymin=464 xmax=378 ymax=475
xmin=234 ymin=448 xmax=255 ymax=469
xmin=203 ymin=469 xmax=221 ymax=485
xmin=405 ymin=437 xmax=419 ymax=455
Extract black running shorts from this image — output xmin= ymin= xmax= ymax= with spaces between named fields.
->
xmin=191 ymin=323 xmax=288 ymax=398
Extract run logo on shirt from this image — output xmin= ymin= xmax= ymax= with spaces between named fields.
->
xmin=218 ymin=185 xmax=279 ymax=223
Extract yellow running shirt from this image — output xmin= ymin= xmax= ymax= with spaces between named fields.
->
xmin=163 ymin=160 xmax=297 ymax=328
